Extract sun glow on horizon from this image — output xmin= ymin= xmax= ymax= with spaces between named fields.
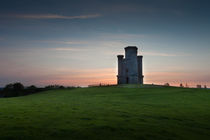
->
xmin=1 ymin=67 xmax=209 ymax=88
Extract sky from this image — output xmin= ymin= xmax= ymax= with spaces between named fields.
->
xmin=0 ymin=0 xmax=210 ymax=87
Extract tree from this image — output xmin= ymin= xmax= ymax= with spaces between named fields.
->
xmin=180 ymin=83 xmax=183 ymax=88
xmin=185 ymin=83 xmax=189 ymax=88
xmin=0 ymin=89 xmax=3 ymax=97
xmin=3 ymin=82 xmax=24 ymax=97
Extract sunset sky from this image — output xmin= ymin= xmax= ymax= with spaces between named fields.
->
xmin=0 ymin=0 xmax=210 ymax=87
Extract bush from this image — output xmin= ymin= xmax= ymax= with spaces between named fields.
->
xmin=45 ymin=85 xmax=66 ymax=90
xmin=164 ymin=83 xmax=170 ymax=86
xmin=26 ymin=85 xmax=38 ymax=94
xmin=197 ymin=85 xmax=202 ymax=88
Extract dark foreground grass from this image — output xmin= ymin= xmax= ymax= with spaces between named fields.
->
xmin=0 ymin=87 xmax=210 ymax=140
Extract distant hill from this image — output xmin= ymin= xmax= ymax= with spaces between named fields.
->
xmin=0 ymin=86 xmax=210 ymax=139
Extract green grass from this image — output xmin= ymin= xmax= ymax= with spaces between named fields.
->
xmin=0 ymin=87 xmax=210 ymax=140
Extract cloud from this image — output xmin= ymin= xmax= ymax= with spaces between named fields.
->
xmin=52 ymin=47 xmax=87 ymax=52
xmin=142 ymin=51 xmax=191 ymax=57
xmin=102 ymin=49 xmax=191 ymax=57
xmin=42 ymin=40 xmax=88 ymax=45
xmin=3 ymin=14 xmax=101 ymax=19
xmin=98 ymin=33 xmax=146 ymax=40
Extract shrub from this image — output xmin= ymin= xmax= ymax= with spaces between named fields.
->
xmin=26 ymin=85 xmax=38 ymax=94
xmin=196 ymin=85 xmax=202 ymax=88
xmin=164 ymin=83 xmax=170 ymax=86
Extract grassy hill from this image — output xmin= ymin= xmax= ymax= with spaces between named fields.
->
xmin=0 ymin=86 xmax=210 ymax=140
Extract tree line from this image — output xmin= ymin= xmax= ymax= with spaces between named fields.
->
xmin=0 ymin=82 xmax=77 ymax=98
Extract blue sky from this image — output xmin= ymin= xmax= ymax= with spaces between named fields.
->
xmin=0 ymin=0 xmax=210 ymax=87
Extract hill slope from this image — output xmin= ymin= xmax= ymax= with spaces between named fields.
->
xmin=0 ymin=87 xmax=210 ymax=140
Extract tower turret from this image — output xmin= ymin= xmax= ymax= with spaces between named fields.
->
xmin=117 ymin=55 xmax=124 ymax=84
xmin=124 ymin=46 xmax=138 ymax=84
xmin=137 ymin=55 xmax=144 ymax=84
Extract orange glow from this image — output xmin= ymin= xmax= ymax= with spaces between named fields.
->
xmin=32 ymin=69 xmax=210 ymax=88
xmin=1 ymin=65 xmax=209 ymax=87
xmin=34 ymin=68 xmax=117 ymax=86
xmin=144 ymin=71 xmax=210 ymax=87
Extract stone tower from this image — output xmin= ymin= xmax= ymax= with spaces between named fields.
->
xmin=117 ymin=46 xmax=143 ymax=84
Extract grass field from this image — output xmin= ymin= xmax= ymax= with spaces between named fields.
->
xmin=0 ymin=86 xmax=210 ymax=140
